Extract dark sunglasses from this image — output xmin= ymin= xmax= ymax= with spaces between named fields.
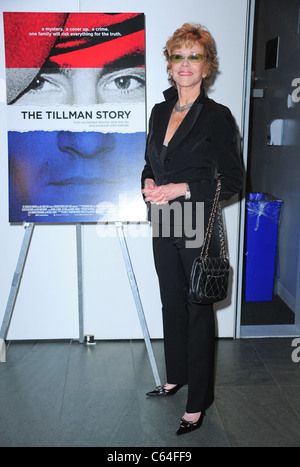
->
xmin=169 ymin=53 xmax=204 ymax=63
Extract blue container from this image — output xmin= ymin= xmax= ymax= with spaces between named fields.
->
xmin=244 ymin=193 xmax=283 ymax=301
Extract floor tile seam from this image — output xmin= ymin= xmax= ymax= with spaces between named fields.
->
xmin=220 ymin=339 xmax=300 ymax=424
xmin=103 ymin=340 xmax=144 ymax=447
xmin=55 ymin=339 xmax=73 ymax=447
xmin=212 ymin=402 xmax=234 ymax=447
xmin=215 ymin=385 xmax=300 ymax=409
xmin=215 ymin=384 xmax=300 ymax=418
xmin=274 ymin=384 xmax=300 ymax=388
xmin=215 ymin=384 xmax=279 ymax=389
xmin=4 ymin=340 xmax=35 ymax=366
xmin=248 ymin=339 xmax=282 ymax=388
xmin=275 ymin=386 xmax=300 ymax=423
xmin=129 ymin=339 xmax=144 ymax=435
xmin=249 ymin=341 xmax=300 ymax=418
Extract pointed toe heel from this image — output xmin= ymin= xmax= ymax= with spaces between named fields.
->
xmin=146 ymin=384 xmax=183 ymax=397
xmin=176 ymin=412 xmax=205 ymax=435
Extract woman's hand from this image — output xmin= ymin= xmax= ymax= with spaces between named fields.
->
xmin=142 ymin=178 xmax=166 ymax=204
xmin=142 ymin=180 xmax=187 ymax=205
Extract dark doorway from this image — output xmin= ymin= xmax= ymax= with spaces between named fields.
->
xmin=240 ymin=0 xmax=300 ymax=335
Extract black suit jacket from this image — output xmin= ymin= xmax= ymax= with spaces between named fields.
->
xmin=141 ymin=86 xmax=243 ymax=217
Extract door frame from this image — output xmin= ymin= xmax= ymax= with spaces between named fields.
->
xmin=235 ymin=0 xmax=300 ymax=338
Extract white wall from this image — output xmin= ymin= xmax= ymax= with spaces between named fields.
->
xmin=0 ymin=0 xmax=249 ymax=340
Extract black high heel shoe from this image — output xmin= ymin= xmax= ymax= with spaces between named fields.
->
xmin=146 ymin=384 xmax=183 ymax=397
xmin=176 ymin=412 xmax=205 ymax=435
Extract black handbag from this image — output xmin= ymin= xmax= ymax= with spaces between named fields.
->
xmin=189 ymin=179 xmax=229 ymax=305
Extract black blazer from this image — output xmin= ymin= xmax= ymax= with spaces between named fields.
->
xmin=141 ymin=86 xmax=243 ymax=215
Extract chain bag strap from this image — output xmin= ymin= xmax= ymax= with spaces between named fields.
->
xmin=201 ymin=179 xmax=226 ymax=259
xmin=189 ymin=179 xmax=230 ymax=305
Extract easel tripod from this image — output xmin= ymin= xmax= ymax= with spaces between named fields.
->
xmin=0 ymin=222 xmax=161 ymax=389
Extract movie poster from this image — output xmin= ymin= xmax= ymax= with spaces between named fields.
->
xmin=3 ymin=12 xmax=146 ymax=223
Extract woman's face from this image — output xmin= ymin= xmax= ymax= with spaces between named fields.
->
xmin=169 ymin=43 xmax=208 ymax=93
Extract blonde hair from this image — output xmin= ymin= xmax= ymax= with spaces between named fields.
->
xmin=164 ymin=23 xmax=218 ymax=88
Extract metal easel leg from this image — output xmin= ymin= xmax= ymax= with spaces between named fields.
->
xmin=76 ymin=223 xmax=84 ymax=343
xmin=0 ymin=223 xmax=35 ymax=362
xmin=0 ymin=339 xmax=5 ymax=362
xmin=115 ymin=221 xmax=161 ymax=388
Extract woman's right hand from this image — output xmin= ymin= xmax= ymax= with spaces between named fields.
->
xmin=142 ymin=178 xmax=168 ymax=205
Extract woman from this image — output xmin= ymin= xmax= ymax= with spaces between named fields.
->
xmin=141 ymin=23 xmax=243 ymax=435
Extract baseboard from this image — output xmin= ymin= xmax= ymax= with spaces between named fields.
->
xmin=276 ymin=279 xmax=296 ymax=312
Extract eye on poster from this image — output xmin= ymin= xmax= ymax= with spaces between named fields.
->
xmin=3 ymin=12 xmax=147 ymax=223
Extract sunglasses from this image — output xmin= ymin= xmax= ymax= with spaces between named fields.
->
xmin=169 ymin=53 xmax=204 ymax=63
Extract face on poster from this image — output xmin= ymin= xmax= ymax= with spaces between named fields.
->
xmin=4 ymin=12 xmax=146 ymax=223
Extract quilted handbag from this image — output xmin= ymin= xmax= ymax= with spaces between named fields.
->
xmin=189 ymin=179 xmax=229 ymax=305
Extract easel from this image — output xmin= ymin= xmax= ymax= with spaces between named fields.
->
xmin=0 ymin=222 xmax=161 ymax=388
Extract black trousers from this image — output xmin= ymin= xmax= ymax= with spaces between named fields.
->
xmin=152 ymin=233 xmax=216 ymax=413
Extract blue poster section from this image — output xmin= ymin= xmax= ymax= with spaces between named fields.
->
xmin=8 ymin=131 xmax=146 ymax=223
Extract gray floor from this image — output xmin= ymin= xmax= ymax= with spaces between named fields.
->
xmin=0 ymin=337 xmax=300 ymax=447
